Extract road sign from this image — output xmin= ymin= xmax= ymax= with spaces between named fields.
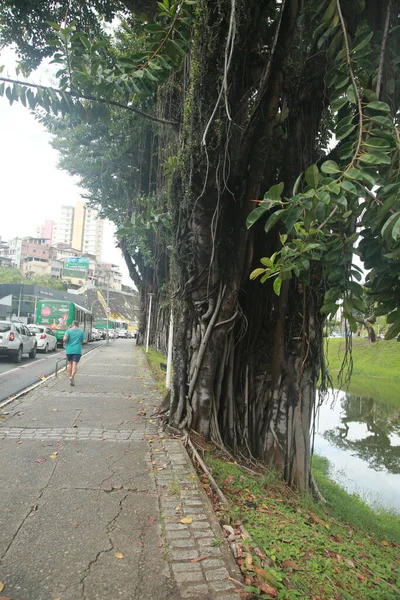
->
xmin=64 ymin=257 xmax=90 ymax=269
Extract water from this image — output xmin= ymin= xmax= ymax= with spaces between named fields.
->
xmin=314 ymin=389 xmax=400 ymax=513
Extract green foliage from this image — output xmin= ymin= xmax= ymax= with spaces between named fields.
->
xmin=205 ymin=454 xmax=400 ymax=599
xmin=247 ymin=0 xmax=400 ymax=340
xmin=0 ymin=268 xmax=66 ymax=290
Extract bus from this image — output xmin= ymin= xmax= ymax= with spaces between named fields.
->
xmin=36 ymin=300 xmax=93 ymax=346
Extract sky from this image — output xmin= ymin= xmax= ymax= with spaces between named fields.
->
xmin=0 ymin=47 xmax=132 ymax=286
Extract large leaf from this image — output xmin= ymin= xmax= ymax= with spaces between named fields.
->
xmin=321 ymin=160 xmax=341 ymax=174
xmin=365 ymin=100 xmax=391 ymax=113
xmin=264 ymin=209 xmax=285 ymax=234
xmin=305 ymin=164 xmax=319 ymax=188
xmin=246 ymin=205 xmax=269 ymax=229
xmin=359 ymin=151 xmax=391 ymax=165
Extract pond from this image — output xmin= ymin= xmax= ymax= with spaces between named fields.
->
xmin=314 ymin=389 xmax=400 ymax=513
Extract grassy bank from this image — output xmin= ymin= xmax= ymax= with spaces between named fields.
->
xmin=205 ymin=453 xmax=400 ymax=600
xmin=325 ymin=338 xmax=400 ymax=404
xmin=141 ymin=346 xmax=167 ymax=393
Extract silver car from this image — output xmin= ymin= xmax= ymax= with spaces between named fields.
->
xmin=0 ymin=321 xmax=38 ymax=363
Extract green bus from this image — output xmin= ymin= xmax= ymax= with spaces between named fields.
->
xmin=36 ymin=300 xmax=93 ymax=345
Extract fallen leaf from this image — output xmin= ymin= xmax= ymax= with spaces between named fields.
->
xmin=49 ymin=453 xmax=58 ymax=460
xmin=73 ymin=521 xmax=80 ymax=528
xmin=175 ymin=506 xmax=182 ymax=511
xmin=356 ymin=572 xmax=368 ymax=581
xmin=380 ymin=540 xmax=389 ymax=546
xmin=180 ymin=517 xmax=193 ymax=524
xmin=147 ymin=516 xmax=155 ymax=526
xmin=114 ymin=552 xmax=124 ymax=559
xmin=282 ymin=560 xmax=299 ymax=571
xmin=253 ymin=566 xmax=268 ymax=580
xmin=259 ymin=582 xmax=278 ymax=597
xmin=245 ymin=553 xmax=253 ymax=567
xmin=0 ymin=583 xmax=4 ymax=592
xmin=190 ymin=555 xmax=209 ymax=563
xmin=310 ymin=512 xmax=329 ymax=529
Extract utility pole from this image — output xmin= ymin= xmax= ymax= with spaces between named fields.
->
xmin=166 ymin=307 xmax=174 ymax=389
xmin=17 ymin=285 xmax=22 ymax=318
xmin=106 ymin=273 xmax=110 ymax=346
xmin=146 ymin=293 xmax=154 ymax=353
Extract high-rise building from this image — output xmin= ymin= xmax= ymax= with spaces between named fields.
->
xmin=35 ymin=220 xmax=56 ymax=244
xmin=54 ymin=202 xmax=103 ymax=260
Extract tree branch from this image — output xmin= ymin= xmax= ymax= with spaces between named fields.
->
xmin=0 ymin=76 xmax=179 ymax=127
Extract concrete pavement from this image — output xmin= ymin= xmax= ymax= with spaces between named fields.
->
xmin=0 ymin=341 xmax=240 ymax=600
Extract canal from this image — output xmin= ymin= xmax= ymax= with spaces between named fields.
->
xmin=314 ymin=389 xmax=400 ymax=513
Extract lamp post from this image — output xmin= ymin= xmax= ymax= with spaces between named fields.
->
xmin=145 ymin=293 xmax=154 ymax=353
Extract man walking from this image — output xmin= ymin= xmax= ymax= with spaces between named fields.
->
xmin=63 ymin=320 xmax=87 ymax=386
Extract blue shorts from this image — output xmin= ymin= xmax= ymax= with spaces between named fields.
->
xmin=66 ymin=354 xmax=81 ymax=363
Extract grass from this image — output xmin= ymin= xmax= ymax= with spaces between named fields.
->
xmin=325 ymin=338 xmax=400 ymax=404
xmin=205 ymin=453 xmax=400 ymax=600
xmin=142 ymin=347 xmax=167 ymax=393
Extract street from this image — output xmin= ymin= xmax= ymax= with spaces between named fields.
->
xmin=0 ymin=341 xmax=104 ymax=404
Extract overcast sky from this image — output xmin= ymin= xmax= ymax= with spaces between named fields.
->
xmin=0 ymin=47 xmax=132 ymax=285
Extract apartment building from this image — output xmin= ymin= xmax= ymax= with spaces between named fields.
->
xmin=20 ymin=237 xmax=52 ymax=277
xmin=35 ymin=220 xmax=57 ymax=244
xmin=54 ymin=201 xmax=103 ymax=260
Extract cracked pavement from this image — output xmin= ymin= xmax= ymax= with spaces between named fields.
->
xmin=0 ymin=341 xmax=178 ymax=600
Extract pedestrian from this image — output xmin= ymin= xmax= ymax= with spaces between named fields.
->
xmin=63 ymin=320 xmax=87 ymax=386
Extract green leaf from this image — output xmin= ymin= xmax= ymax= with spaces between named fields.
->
xmin=264 ymin=209 xmax=285 ymax=234
xmin=344 ymin=167 xmax=362 ymax=180
xmin=331 ymin=96 xmax=348 ymax=112
xmin=246 ymin=204 xmax=269 ymax=229
xmin=358 ymin=168 xmax=376 ymax=187
xmin=359 ymin=151 xmax=391 ymax=165
xmin=305 ymin=164 xmax=319 ymax=188
xmin=339 ymin=181 xmax=357 ymax=194
xmin=321 ymin=160 xmax=341 ymax=174
xmin=385 ymin=319 xmax=400 ymax=340
xmin=284 ymin=206 xmax=303 ymax=232
xmin=333 ymin=75 xmax=349 ymax=90
xmin=381 ymin=212 xmax=400 ymax=239
xmin=346 ymin=84 xmax=357 ymax=104
xmin=292 ymin=172 xmax=303 ymax=195
xmin=320 ymin=303 xmax=338 ymax=314
xmin=368 ymin=114 xmax=393 ymax=128
xmin=365 ymin=100 xmax=391 ymax=113
xmin=336 ymin=124 xmax=356 ymax=140
xmin=392 ymin=215 xmax=400 ymax=241
xmin=315 ymin=202 xmax=326 ymax=222
xmin=273 ymin=276 xmax=282 ymax=296
xmin=266 ymin=182 xmax=284 ymax=200
xmin=363 ymin=137 xmax=391 ymax=150
xmin=250 ymin=268 xmax=266 ymax=280
xmin=351 ymin=31 xmax=373 ymax=54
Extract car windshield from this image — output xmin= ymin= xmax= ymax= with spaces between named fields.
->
xmin=28 ymin=327 xmax=43 ymax=334
xmin=0 ymin=323 xmax=11 ymax=333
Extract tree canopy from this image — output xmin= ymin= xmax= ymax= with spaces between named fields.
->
xmin=1 ymin=0 xmax=399 ymax=490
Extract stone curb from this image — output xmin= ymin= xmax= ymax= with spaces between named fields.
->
xmin=148 ymin=430 xmax=242 ymax=599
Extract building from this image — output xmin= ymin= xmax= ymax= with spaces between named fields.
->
xmin=7 ymin=237 xmax=22 ymax=268
xmin=34 ymin=220 xmax=56 ymax=244
xmin=54 ymin=201 xmax=104 ymax=260
xmin=0 ymin=237 xmax=13 ymax=269
xmin=0 ymin=284 xmax=86 ymax=324
xmin=96 ymin=263 xmax=122 ymax=291
xmin=19 ymin=237 xmax=51 ymax=277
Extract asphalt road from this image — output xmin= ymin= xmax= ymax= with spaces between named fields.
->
xmin=0 ymin=341 xmax=104 ymax=403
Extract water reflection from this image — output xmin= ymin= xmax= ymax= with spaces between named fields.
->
xmin=315 ymin=390 xmax=400 ymax=512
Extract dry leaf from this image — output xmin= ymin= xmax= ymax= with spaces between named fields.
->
xmin=180 ymin=517 xmax=193 ymax=524
xmin=310 ymin=512 xmax=329 ymax=529
xmin=245 ymin=552 xmax=253 ymax=567
xmin=114 ymin=552 xmax=124 ymax=559
xmin=356 ymin=573 xmax=368 ymax=581
xmin=253 ymin=566 xmax=268 ymax=580
xmin=259 ymin=583 xmax=278 ymax=597
xmin=282 ymin=560 xmax=300 ymax=571
xmin=380 ymin=540 xmax=389 ymax=546
xmin=0 ymin=583 xmax=4 ymax=592
xmin=49 ymin=454 xmax=58 ymax=460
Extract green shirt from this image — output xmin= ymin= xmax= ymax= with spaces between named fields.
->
xmin=65 ymin=328 xmax=86 ymax=355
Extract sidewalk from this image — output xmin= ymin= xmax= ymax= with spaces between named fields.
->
xmin=0 ymin=342 xmax=240 ymax=600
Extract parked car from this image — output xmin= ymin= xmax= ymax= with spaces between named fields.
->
xmin=27 ymin=325 xmax=58 ymax=353
xmin=91 ymin=329 xmax=101 ymax=341
xmin=117 ymin=329 xmax=128 ymax=339
xmin=108 ymin=329 xmax=116 ymax=339
xmin=0 ymin=321 xmax=37 ymax=362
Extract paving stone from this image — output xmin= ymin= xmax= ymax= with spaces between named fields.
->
xmin=172 ymin=562 xmax=202 ymax=573
xmin=171 ymin=549 xmax=199 ymax=561
xmin=181 ymin=584 xmax=210 ymax=598
xmin=204 ymin=567 xmax=230 ymax=581
xmin=166 ymin=529 xmax=191 ymax=540
xmin=209 ymin=580 xmax=236 ymax=592
xmin=197 ymin=537 xmax=216 ymax=546
xmin=191 ymin=521 xmax=213 ymax=530
xmin=174 ymin=570 xmax=205 ymax=583
xmin=165 ymin=522 xmax=188 ymax=531
xmin=200 ymin=558 xmax=225 ymax=569
xmin=193 ymin=530 xmax=215 ymax=538
xmin=168 ymin=538 xmax=196 ymax=548
xmin=199 ymin=546 xmax=222 ymax=557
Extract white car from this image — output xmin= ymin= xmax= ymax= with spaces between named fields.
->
xmin=117 ymin=329 xmax=128 ymax=339
xmin=27 ymin=325 xmax=58 ymax=353
xmin=0 ymin=321 xmax=38 ymax=363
